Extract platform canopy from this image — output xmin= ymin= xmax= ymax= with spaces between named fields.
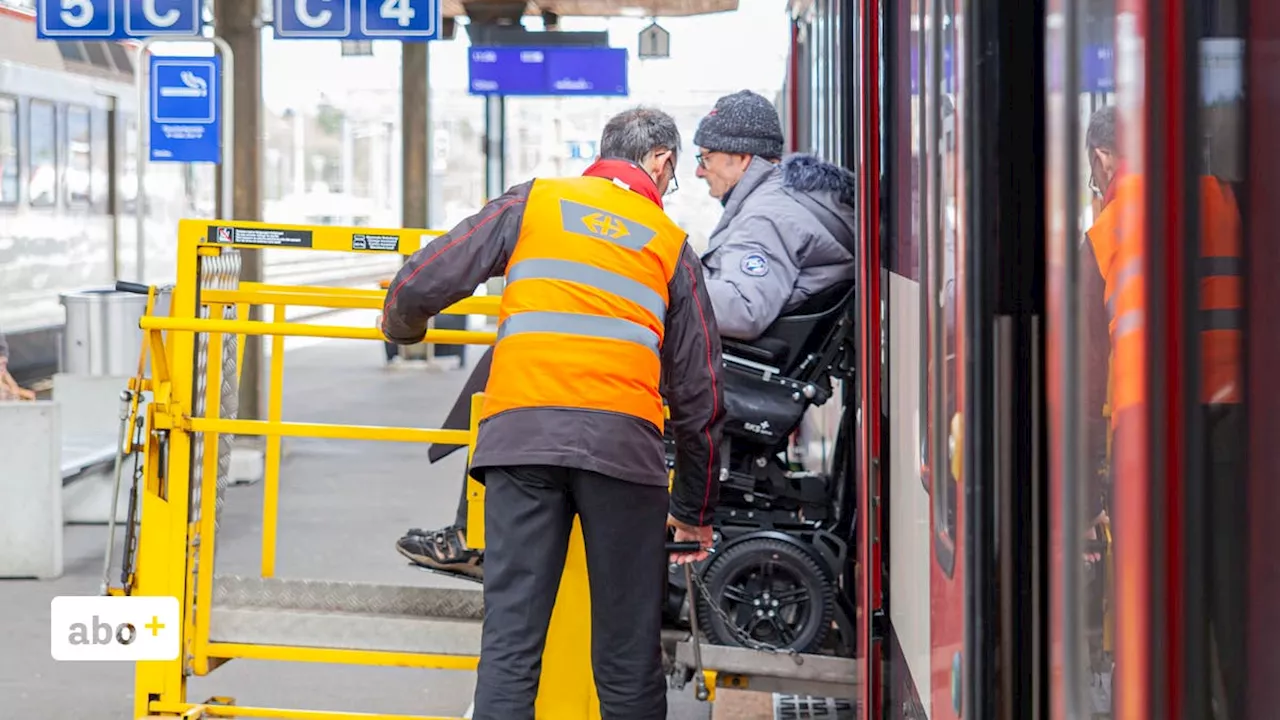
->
xmin=442 ymin=0 xmax=739 ymax=19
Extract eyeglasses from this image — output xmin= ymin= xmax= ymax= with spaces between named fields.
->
xmin=663 ymin=155 xmax=679 ymax=196
xmin=694 ymin=153 xmax=708 ymax=169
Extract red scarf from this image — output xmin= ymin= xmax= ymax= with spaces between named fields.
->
xmin=582 ymin=158 xmax=663 ymax=209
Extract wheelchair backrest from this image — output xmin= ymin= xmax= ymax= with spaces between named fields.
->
xmin=759 ymin=281 xmax=857 ymax=378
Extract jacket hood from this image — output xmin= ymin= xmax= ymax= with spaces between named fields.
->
xmin=778 ymin=153 xmax=858 ymax=254
xmin=780 ymin=153 xmax=858 ymax=208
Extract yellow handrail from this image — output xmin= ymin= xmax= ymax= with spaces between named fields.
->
xmin=139 ymin=315 xmax=496 ymax=345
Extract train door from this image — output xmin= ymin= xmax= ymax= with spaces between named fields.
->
xmin=1046 ymin=0 xmax=1279 ymax=717
xmin=878 ymin=0 xmax=974 ymax=714
xmin=876 ymin=0 xmax=1047 ymax=716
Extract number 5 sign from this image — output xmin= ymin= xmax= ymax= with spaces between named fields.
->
xmin=272 ymin=0 xmax=440 ymax=40
xmin=38 ymin=0 xmax=204 ymax=39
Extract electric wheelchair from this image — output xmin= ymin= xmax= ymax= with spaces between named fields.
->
xmin=661 ymin=281 xmax=859 ymax=659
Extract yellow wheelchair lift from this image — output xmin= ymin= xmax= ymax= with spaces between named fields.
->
xmin=110 ymin=219 xmax=615 ymax=719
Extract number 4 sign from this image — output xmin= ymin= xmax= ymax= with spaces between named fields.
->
xmin=376 ymin=0 xmax=414 ymax=28
xmin=273 ymin=0 xmax=439 ymax=40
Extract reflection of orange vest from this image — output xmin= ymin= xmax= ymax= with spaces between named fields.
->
xmin=1087 ymin=174 xmax=1243 ymax=427
xmin=480 ymin=176 xmax=688 ymax=431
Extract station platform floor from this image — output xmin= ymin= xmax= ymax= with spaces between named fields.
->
xmin=0 ymin=308 xmax=780 ymax=720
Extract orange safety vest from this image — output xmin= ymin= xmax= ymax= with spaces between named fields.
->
xmin=480 ymin=175 xmax=689 ymax=431
xmin=1086 ymin=173 xmax=1243 ymax=429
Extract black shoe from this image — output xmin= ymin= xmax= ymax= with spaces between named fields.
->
xmin=396 ymin=525 xmax=484 ymax=580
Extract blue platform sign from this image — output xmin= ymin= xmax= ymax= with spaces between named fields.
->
xmin=149 ymin=55 xmax=221 ymax=164
xmin=468 ymin=46 xmax=629 ymax=97
xmin=1046 ymin=43 xmax=1116 ymax=94
xmin=36 ymin=0 xmax=203 ymax=39
xmin=273 ymin=0 xmax=440 ymax=40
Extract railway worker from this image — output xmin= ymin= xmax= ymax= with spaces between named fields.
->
xmin=1082 ymin=104 xmax=1245 ymax=716
xmin=395 ymin=91 xmax=859 ymax=578
xmin=690 ymin=89 xmax=858 ymax=340
xmin=0 ymin=327 xmax=35 ymax=401
xmin=381 ymin=106 xmax=725 ymax=720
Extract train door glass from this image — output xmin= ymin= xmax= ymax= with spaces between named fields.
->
xmin=28 ymin=100 xmax=57 ymax=207
xmin=882 ymin=0 xmax=967 ymax=716
xmin=66 ymin=104 xmax=91 ymax=207
xmin=1045 ymin=0 xmax=1143 ymax=713
xmin=1048 ymin=0 xmax=1260 ymax=716
xmin=1187 ymin=4 xmax=1249 ymax=719
xmin=0 ymin=96 xmax=16 ymax=204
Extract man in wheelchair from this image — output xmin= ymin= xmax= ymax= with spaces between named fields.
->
xmin=397 ymin=93 xmax=859 ymax=656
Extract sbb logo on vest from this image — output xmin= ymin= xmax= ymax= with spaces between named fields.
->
xmin=581 ymin=212 xmax=630 ymax=241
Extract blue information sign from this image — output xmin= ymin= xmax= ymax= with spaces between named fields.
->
xmin=468 ymin=46 xmax=629 ymax=97
xmin=273 ymin=0 xmax=440 ymax=41
xmin=149 ymin=55 xmax=221 ymax=164
xmin=36 ymin=0 xmax=203 ymax=40
xmin=1046 ymin=43 xmax=1116 ymax=94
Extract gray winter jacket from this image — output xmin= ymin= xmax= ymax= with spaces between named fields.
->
xmin=701 ymin=154 xmax=858 ymax=340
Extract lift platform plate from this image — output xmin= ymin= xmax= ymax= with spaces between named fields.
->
xmin=673 ymin=639 xmax=859 ymax=699
xmin=209 ymin=576 xmax=484 ymax=655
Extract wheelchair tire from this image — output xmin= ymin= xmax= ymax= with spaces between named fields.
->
xmin=697 ymin=537 xmax=835 ymax=655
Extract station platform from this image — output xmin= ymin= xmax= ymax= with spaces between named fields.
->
xmin=0 ymin=307 xmax=785 ymax=720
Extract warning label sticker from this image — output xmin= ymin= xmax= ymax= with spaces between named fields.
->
xmin=352 ymin=233 xmax=401 ymax=252
xmin=208 ymin=226 xmax=313 ymax=248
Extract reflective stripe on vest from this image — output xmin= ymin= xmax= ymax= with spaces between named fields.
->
xmin=479 ymin=175 xmax=688 ymax=430
xmin=506 ymin=257 xmax=668 ymax=329
xmin=497 ymin=309 xmax=661 ymax=356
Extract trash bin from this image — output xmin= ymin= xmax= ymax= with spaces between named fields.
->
xmin=59 ymin=287 xmax=170 ymax=377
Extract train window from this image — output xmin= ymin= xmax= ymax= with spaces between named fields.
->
xmin=0 ymin=96 xmax=16 ymax=205
xmin=91 ymin=108 xmax=109 ymax=210
xmin=66 ymin=105 xmax=91 ymax=207
xmin=28 ymin=100 xmax=57 ymax=207
xmin=123 ymin=117 xmax=138 ymax=214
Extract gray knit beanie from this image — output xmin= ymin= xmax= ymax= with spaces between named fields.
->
xmin=693 ymin=90 xmax=785 ymax=160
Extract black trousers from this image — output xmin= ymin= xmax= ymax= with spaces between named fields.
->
xmin=472 ymin=465 xmax=670 ymax=720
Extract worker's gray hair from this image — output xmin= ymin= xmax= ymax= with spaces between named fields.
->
xmin=1086 ymin=105 xmax=1117 ymax=154
xmin=599 ymin=107 xmax=682 ymax=166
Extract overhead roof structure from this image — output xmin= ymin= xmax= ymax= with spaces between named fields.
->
xmin=442 ymin=0 xmax=739 ymax=19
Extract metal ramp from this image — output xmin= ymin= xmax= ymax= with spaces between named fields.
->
xmin=673 ymin=640 xmax=859 ymax=701
xmin=208 ymin=576 xmax=485 ymax=657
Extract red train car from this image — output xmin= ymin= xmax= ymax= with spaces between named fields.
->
xmin=783 ymin=0 xmax=1280 ymax=716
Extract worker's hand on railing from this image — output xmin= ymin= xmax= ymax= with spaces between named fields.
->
xmin=667 ymin=515 xmax=714 ymax=565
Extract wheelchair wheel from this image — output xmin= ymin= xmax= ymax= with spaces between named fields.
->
xmin=697 ymin=537 xmax=835 ymax=655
